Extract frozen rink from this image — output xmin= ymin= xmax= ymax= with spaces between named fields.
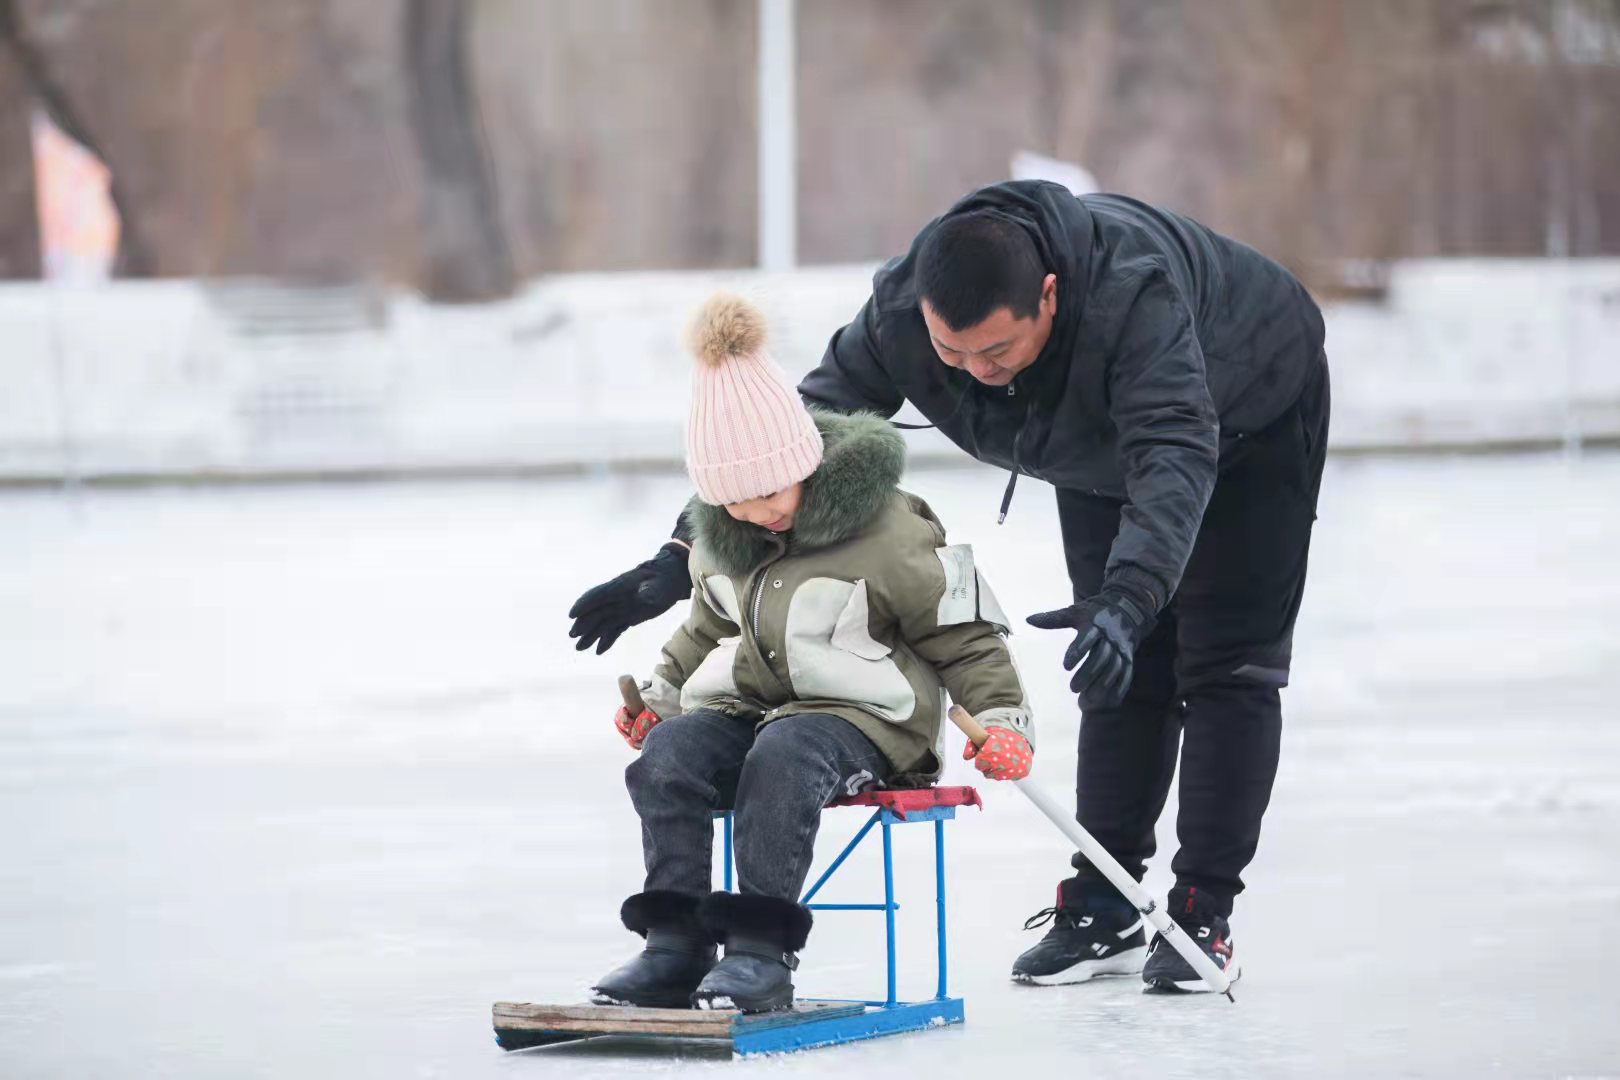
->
xmin=3 ymin=452 xmax=1619 ymax=1078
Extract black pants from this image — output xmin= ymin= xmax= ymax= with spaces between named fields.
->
xmin=626 ymin=709 xmax=892 ymax=901
xmin=1057 ymin=354 xmax=1330 ymax=916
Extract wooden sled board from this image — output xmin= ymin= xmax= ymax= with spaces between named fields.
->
xmin=493 ymin=998 xmax=965 ymax=1055
xmin=493 ymin=1000 xmax=865 ymax=1049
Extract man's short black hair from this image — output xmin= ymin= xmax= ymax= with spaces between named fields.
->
xmin=915 ymin=210 xmax=1047 ymax=331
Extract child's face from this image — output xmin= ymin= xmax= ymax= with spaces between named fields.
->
xmin=725 ymin=483 xmax=803 ymax=533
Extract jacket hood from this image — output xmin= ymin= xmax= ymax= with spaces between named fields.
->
xmin=686 ymin=411 xmax=906 ymax=577
xmin=941 ymin=180 xmax=1095 ymax=398
xmin=934 ymin=181 xmax=1098 ymax=519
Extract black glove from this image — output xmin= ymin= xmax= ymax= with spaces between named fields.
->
xmin=1025 ymin=593 xmax=1155 ymax=708
xmin=568 ymin=543 xmax=692 ymax=654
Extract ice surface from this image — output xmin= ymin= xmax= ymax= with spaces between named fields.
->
xmin=2 ymin=453 xmax=1619 ymax=1077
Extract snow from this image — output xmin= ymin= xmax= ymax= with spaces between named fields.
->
xmin=2 ymin=452 xmax=1619 ymax=1077
xmin=2 ymin=259 xmax=1618 ymax=481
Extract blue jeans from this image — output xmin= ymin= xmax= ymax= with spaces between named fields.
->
xmin=626 ymin=709 xmax=892 ymax=901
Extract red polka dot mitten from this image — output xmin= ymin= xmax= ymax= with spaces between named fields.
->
xmin=962 ymin=726 xmax=1033 ymax=781
xmin=614 ymin=705 xmax=661 ymax=751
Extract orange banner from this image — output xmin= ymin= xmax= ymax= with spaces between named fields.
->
xmin=32 ymin=110 xmax=120 ymax=282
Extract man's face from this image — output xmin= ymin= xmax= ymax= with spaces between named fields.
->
xmin=920 ymin=274 xmax=1058 ymax=387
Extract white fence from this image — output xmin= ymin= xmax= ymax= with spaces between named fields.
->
xmin=0 ymin=260 xmax=1617 ymax=483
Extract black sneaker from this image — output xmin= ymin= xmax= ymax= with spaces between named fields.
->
xmin=1011 ymin=880 xmax=1147 ymax=985
xmin=1142 ymin=886 xmax=1241 ymax=993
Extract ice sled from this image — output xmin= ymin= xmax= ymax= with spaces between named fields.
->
xmin=493 ymin=785 xmax=981 ymax=1056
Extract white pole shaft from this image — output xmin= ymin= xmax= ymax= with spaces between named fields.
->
xmin=947 ymin=706 xmax=1230 ymax=998
xmin=1014 ymin=777 xmax=1232 ymax=998
xmin=757 ymin=0 xmax=796 ymax=270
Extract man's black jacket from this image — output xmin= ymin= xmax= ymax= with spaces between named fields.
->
xmin=793 ymin=180 xmax=1325 ymax=615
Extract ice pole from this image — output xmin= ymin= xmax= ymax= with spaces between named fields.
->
xmin=949 ymin=704 xmax=1234 ymax=1001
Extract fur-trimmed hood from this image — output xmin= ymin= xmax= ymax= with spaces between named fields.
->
xmin=684 ymin=411 xmax=905 ymax=578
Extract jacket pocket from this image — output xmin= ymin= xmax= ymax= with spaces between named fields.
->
xmin=786 ymin=578 xmax=914 ymax=722
xmin=698 ymin=574 xmax=744 ymax=626
xmin=830 ymin=580 xmax=891 ymax=660
xmin=681 ymin=636 xmax=743 ymax=711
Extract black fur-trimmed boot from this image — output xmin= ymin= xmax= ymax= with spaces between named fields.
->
xmin=691 ymin=893 xmax=812 ymax=1013
xmin=591 ymin=891 xmax=717 ymax=1008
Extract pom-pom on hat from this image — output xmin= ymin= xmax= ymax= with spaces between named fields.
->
xmin=683 ymin=292 xmax=823 ymax=506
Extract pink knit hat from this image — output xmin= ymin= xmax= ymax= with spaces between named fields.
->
xmin=683 ymin=292 xmax=824 ymax=506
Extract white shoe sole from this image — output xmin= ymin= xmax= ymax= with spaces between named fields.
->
xmin=1012 ymin=945 xmax=1148 ymax=986
xmin=1148 ymin=956 xmax=1242 ymax=993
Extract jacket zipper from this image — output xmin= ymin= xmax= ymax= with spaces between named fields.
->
xmin=747 ymin=554 xmax=797 ymax=704
xmin=749 ymin=535 xmax=787 ymax=641
xmin=750 ymin=565 xmax=769 ymax=638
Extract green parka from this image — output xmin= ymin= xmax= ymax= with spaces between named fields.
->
xmin=644 ymin=411 xmax=1034 ymax=782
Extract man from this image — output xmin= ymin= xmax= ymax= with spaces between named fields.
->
xmin=569 ymin=180 xmax=1330 ymax=992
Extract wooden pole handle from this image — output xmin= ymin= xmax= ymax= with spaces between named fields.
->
xmin=947 ymin=704 xmax=989 ymax=748
xmin=618 ymin=675 xmax=647 ymax=715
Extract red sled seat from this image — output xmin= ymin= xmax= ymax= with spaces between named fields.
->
xmin=827 ymin=785 xmax=982 ymax=820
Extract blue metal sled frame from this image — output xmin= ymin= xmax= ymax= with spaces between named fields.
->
xmin=730 ymin=995 xmax=963 ymax=1055
xmin=491 ymin=805 xmax=966 ymax=1058
xmin=714 ymin=802 xmax=965 ymax=1052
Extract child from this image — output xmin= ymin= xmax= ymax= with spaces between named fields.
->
xmin=593 ymin=293 xmax=1035 ymax=1013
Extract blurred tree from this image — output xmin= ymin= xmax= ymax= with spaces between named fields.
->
xmin=799 ymin=0 xmax=1620 ymax=279
xmin=0 ymin=0 xmax=147 ymax=276
xmin=5 ymin=0 xmax=420 ymax=284
xmin=405 ymin=0 xmax=513 ymax=301
xmin=470 ymin=0 xmax=757 ymax=275
xmin=0 ymin=15 xmax=41 ymax=279
xmin=0 ymin=0 xmax=1614 ymax=288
